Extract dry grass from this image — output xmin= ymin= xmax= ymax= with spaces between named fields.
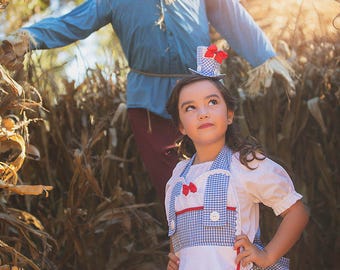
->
xmin=0 ymin=0 xmax=339 ymax=269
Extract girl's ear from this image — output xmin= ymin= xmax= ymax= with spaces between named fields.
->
xmin=178 ymin=122 xmax=187 ymax=135
xmin=227 ymin=110 xmax=234 ymax=125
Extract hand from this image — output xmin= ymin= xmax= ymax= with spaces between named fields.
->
xmin=267 ymin=57 xmax=296 ymax=98
xmin=234 ymin=234 xmax=273 ymax=268
xmin=244 ymin=56 xmax=296 ymax=98
xmin=167 ymin=252 xmax=180 ymax=270
xmin=0 ymin=31 xmax=30 ymax=71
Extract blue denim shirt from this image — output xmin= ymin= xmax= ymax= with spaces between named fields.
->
xmin=23 ymin=0 xmax=275 ymax=118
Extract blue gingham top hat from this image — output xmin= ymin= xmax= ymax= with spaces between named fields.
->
xmin=189 ymin=44 xmax=228 ymax=79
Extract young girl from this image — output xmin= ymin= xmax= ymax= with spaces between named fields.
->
xmin=164 ymin=47 xmax=308 ymax=270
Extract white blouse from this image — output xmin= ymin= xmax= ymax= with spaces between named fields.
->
xmin=165 ymin=153 xmax=302 ymax=270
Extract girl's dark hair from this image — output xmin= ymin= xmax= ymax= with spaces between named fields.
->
xmin=166 ymin=75 xmax=265 ymax=169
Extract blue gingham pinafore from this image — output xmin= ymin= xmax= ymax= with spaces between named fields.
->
xmin=167 ymin=146 xmax=289 ymax=270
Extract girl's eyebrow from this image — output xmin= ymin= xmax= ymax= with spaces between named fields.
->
xmin=180 ymin=94 xmax=221 ymax=109
xmin=206 ymin=94 xmax=220 ymax=100
xmin=180 ymin=100 xmax=194 ymax=109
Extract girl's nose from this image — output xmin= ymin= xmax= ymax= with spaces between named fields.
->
xmin=198 ymin=108 xmax=209 ymax=120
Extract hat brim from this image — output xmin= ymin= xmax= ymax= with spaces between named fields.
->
xmin=188 ymin=68 xmax=225 ymax=80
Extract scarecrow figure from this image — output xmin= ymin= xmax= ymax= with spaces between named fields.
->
xmin=0 ymin=0 xmax=295 ymax=200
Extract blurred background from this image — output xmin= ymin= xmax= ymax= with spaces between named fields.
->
xmin=0 ymin=0 xmax=339 ymax=269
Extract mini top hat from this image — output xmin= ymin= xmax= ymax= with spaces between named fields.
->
xmin=189 ymin=44 xmax=228 ymax=79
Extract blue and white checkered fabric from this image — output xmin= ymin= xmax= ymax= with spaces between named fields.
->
xmin=172 ymin=206 xmax=237 ymax=251
xmin=168 ymin=146 xmax=290 ymax=269
xmin=169 ymin=147 xmax=236 ymax=251
xmin=251 ymin=257 xmax=289 ymax=270
xmin=168 ymin=181 xmax=182 ymax=236
xmin=203 ymin=147 xmax=231 ymax=227
xmin=251 ymin=229 xmax=290 ymax=270
xmin=195 ymin=46 xmax=222 ymax=77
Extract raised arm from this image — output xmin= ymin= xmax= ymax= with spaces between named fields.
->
xmin=0 ymin=0 xmax=113 ymax=70
xmin=205 ymin=0 xmax=295 ymax=97
xmin=22 ymin=0 xmax=112 ymax=49
xmin=205 ymin=0 xmax=275 ymax=67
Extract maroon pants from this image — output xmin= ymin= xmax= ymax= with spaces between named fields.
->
xmin=127 ymin=108 xmax=180 ymax=201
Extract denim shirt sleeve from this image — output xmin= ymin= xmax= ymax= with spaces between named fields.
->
xmin=22 ymin=0 xmax=112 ymax=49
xmin=205 ymin=0 xmax=276 ymax=67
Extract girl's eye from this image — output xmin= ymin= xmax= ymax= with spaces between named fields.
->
xmin=208 ymin=99 xmax=218 ymax=105
xmin=185 ymin=105 xmax=195 ymax=112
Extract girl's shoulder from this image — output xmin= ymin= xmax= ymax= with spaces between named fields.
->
xmin=166 ymin=159 xmax=190 ymax=186
xmin=232 ymin=151 xmax=286 ymax=174
xmin=174 ymin=158 xmax=190 ymax=174
xmin=232 ymin=152 xmax=302 ymax=216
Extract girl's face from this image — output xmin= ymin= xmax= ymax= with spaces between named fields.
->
xmin=178 ymin=80 xmax=234 ymax=149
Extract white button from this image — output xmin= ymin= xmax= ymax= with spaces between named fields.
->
xmin=170 ymin=220 xmax=175 ymax=230
xmin=210 ymin=211 xmax=220 ymax=221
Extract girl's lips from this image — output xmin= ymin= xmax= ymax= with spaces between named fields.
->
xmin=198 ymin=123 xmax=214 ymax=129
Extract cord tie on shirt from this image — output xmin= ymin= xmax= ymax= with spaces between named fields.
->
xmin=204 ymin=44 xmax=228 ymax=64
xmin=182 ymin=182 xmax=197 ymax=196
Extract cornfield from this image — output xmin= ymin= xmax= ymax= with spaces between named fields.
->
xmin=0 ymin=0 xmax=339 ymax=269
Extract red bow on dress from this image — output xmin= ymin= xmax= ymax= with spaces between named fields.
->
xmin=182 ymin=182 xmax=197 ymax=196
xmin=204 ymin=44 xmax=228 ymax=64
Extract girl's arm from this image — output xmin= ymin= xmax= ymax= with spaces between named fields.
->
xmin=167 ymin=238 xmax=180 ymax=270
xmin=235 ymin=200 xmax=309 ymax=268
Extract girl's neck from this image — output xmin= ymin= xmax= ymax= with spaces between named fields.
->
xmin=193 ymin=143 xmax=225 ymax=164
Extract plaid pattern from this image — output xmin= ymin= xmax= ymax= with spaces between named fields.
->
xmin=168 ymin=181 xmax=182 ymax=236
xmin=190 ymin=46 xmax=224 ymax=78
xmin=167 ymin=147 xmax=289 ymax=269
xmin=169 ymin=147 xmax=236 ymax=251
xmin=251 ymin=256 xmax=289 ymax=270
xmin=172 ymin=207 xmax=236 ymax=251
xmin=252 ymin=229 xmax=290 ymax=270
xmin=203 ymin=147 xmax=232 ymax=227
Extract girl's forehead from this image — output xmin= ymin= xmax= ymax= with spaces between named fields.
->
xmin=179 ymin=80 xmax=222 ymax=100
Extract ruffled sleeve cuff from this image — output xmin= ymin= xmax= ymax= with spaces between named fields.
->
xmin=272 ymin=191 xmax=303 ymax=216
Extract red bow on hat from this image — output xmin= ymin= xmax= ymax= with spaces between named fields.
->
xmin=204 ymin=44 xmax=228 ymax=64
xmin=182 ymin=182 xmax=197 ymax=196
